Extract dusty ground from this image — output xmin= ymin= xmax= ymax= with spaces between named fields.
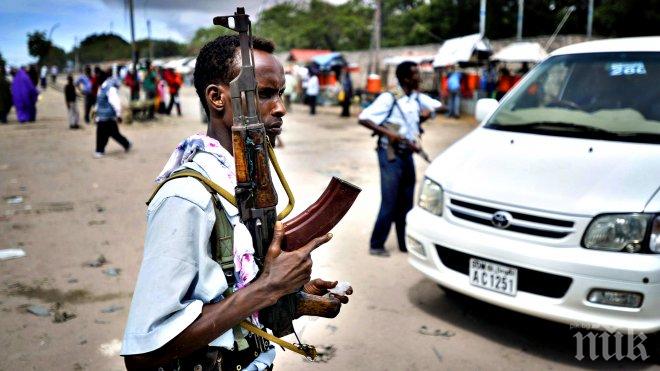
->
xmin=0 ymin=86 xmax=657 ymax=371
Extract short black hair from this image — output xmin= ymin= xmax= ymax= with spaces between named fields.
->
xmin=395 ymin=61 xmax=418 ymax=84
xmin=194 ymin=35 xmax=275 ymax=117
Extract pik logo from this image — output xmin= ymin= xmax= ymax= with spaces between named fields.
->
xmin=491 ymin=211 xmax=512 ymax=229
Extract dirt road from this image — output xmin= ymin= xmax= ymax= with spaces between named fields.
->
xmin=0 ymin=86 xmax=656 ymax=370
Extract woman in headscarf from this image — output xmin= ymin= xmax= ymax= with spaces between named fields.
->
xmin=11 ymin=67 xmax=39 ymax=123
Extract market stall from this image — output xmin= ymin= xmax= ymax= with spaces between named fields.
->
xmin=432 ymin=34 xmax=492 ymax=115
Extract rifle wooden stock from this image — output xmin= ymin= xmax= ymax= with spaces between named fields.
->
xmin=282 ymin=177 xmax=361 ymax=252
xmin=295 ymin=292 xmax=341 ymax=319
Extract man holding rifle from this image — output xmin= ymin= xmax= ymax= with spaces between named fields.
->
xmin=359 ymin=61 xmax=445 ymax=257
xmin=120 ymin=32 xmax=352 ymax=370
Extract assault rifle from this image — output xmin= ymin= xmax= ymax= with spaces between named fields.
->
xmin=382 ymin=123 xmax=431 ymax=163
xmin=213 ymin=8 xmax=361 ymax=338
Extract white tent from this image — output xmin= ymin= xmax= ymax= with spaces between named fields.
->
xmin=163 ymin=57 xmax=196 ymax=74
xmin=432 ymin=33 xmax=492 ymax=67
xmin=383 ymin=54 xmax=435 ymax=66
xmin=491 ymin=42 xmax=548 ymax=63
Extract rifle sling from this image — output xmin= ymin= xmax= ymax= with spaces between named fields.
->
xmin=239 ymin=320 xmax=316 ymax=359
xmin=146 ymin=169 xmax=237 ymax=207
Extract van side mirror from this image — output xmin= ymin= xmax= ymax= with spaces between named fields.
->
xmin=475 ymin=98 xmax=499 ymax=123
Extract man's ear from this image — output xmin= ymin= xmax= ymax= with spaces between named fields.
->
xmin=205 ymin=84 xmax=227 ymax=115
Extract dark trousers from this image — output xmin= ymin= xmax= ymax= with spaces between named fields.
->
xmin=84 ymin=94 xmax=96 ymax=123
xmin=370 ymin=146 xmax=416 ymax=251
xmin=447 ymin=91 xmax=460 ymax=118
xmin=146 ymin=91 xmax=156 ymax=118
xmin=0 ymin=107 xmax=10 ymax=123
xmin=96 ymin=119 xmax=130 ymax=153
xmin=340 ymin=97 xmax=351 ymax=117
xmin=166 ymin=91 xmax=181 ymax=116
xmin=308 ymin=95 xmax=317 ymax=115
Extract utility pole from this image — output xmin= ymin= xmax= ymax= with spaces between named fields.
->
xmin=586 ymin=0 xmax=594 ymax=39
xmin=74 ymin=36 xmax=79 ymax=73
xmin=373 ymin=0 xmax=381 ymax=75
xmin=516 ymin=0 xmax=524 ymax=41
xmin=147 ymin=19 xmax=154 ymax=61
xmin=128 ymin=0 xmax=139 ymax=100
xmin=479 ymin=0 xmax=486 ymax=36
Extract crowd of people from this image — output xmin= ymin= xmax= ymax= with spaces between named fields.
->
xmin=0 ymin=60 xmax=185 ymax=159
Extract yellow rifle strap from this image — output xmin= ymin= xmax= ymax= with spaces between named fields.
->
xmin=146 ymin=170 xmax=237 ymax=207
xmin=239 ymin=320 xmax=317 ymax=360
xmin=266 ymin=140 xmax=295 ymax=221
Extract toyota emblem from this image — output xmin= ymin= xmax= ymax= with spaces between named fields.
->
xmin=492 ymin=211 xmax=512 ymax=229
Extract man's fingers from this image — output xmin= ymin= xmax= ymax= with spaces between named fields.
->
xmin=265 ymin=222 xmax=284 ymax=262
xmin=301 ymin=232 xmax=332 ymax=254
xmin=313 ymin=279 xmax=337 ymax=290
xmin=330 ymin=293 xmax=349 ymax=304
xmin=272 ymin=221 xmax=284 ymax=243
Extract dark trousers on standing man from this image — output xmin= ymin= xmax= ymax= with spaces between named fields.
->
xmin=84 ymin=94 xmax=96 ymax=124
xmin=340 ymin=96 xmax=351 ymax=117
xmin=96 ymin=119 xmax=130 ymax=154
xmin=370 ymin=146 xmax=416 ymax=252
xmin=166 ymin=91 xmax=181 ymax=116
xmin=146 ymin=91 xmax=156 ymax=119
xmin=308 ymin=95 xmax=317 ymax=115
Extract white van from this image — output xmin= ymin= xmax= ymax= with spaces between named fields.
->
xmin=406 ymin=37 xmax=660 ymax=333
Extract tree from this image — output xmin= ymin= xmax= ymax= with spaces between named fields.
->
xmin=77 ymin=33 xmax=131 ymax=64
xmin=42 ymin=45 xmax=67 ymax=68
xmin=188 ymin=0 xmax=660 ymax=52
xmin=27 ymin=31 xmax=52 ymax=63
xmin=136 ymin=39 xmax=188 ymax=58
xmin=188 ymin=26 xmax=233 ymax=54
xmin=254 ymin=0 xmax=372 ymax=51
xmin=595 ymin=0 xmax=660 ymax=37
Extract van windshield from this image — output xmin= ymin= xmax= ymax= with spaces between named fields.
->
xmin=485 ymin=52 xmax=660 ymax=144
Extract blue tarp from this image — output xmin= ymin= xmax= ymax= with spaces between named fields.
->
xmin=311 ymin=52 xmax=346 ymax=71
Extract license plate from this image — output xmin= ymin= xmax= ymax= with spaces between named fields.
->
xmin=469 ymin=258 xmax=518 ymax=296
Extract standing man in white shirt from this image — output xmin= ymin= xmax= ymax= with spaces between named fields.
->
xmin=94 ymin=69 xmax=131 ymax=158
xmin=358 ymin=61 xmax=446 ymax=256
xmin=121 ymin=35 xmax=351 ymax=370
xmin=305 ymin=70 xmax=319 ymax=115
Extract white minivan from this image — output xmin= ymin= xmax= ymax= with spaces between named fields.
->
xmin=406 ymin=37 xmax=660 ymax=333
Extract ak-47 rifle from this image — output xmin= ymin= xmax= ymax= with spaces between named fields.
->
xmin=213 ymin=8 xmax=361 ymax=338
xmin=382 ymin=123 xmax=431 ymax=163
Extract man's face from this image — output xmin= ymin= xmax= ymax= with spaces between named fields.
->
xmin=407 ymin=66 xmax=421 ymax=90
xmin=220 ymin=49 xmax=286 ymax=143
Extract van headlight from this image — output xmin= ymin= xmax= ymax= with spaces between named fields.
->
xmin=650 ymin=216 xmax=660 ymax=253
xmin=418 ymin=178 xmax=443 ymax=215
xmin=583 ymin=214 xmax=653 ymax=253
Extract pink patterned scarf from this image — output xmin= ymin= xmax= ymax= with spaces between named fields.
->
xmin=156 ymin=134 xmax=260 ymax=295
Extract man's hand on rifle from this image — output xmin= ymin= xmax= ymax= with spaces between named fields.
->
xmin=420 ymin=108 xmax=433 ymax=123
xmin=303 ymin=279 xmax=353 ymax=304
xmin=259 ymin=222 xmax=332 ymax=304
xmin=386 ymin=130 xmax=405 ymax=145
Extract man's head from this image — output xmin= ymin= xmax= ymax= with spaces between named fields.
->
xmin=84 ymin=65 xmax=92 ymax=76
xmin=194 ymin=35 xmax=285 ymax=146
xmin=396 ymin=61 xmax=420 ymax=91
